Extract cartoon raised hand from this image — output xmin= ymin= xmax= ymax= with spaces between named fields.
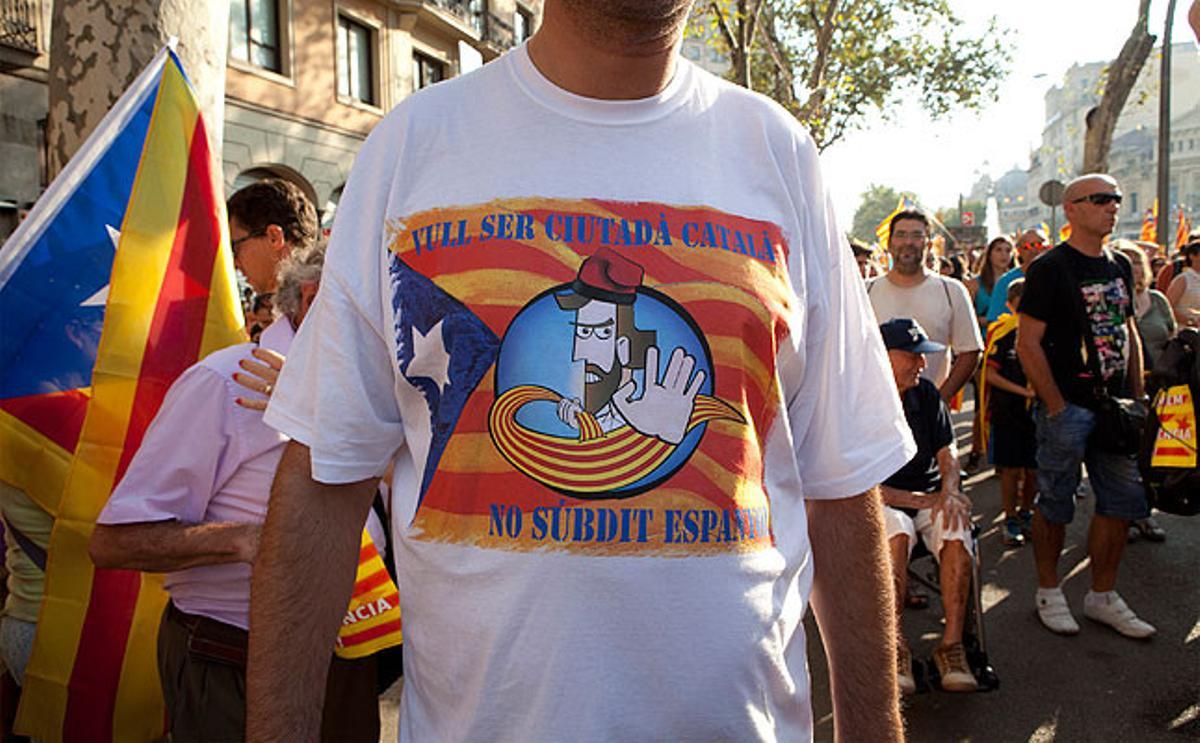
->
xmin=613 ymin=346 xmax=705 ymax=445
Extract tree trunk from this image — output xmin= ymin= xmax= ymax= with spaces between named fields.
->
xmin=710 ymin=0 xmax=764 ymax=90
xmin=1082 ymin=0 xmax=1154 ymax=174
xmin=47 ymin=0 xmax=228 ymax=179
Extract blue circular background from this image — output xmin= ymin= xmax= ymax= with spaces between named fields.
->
xmin=494 ymin=285 xmax=713 ymax=498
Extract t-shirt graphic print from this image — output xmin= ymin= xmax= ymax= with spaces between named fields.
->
xmin=1079 ymin=275 xmax=1130 ymax=382
xmin=386 ymin=197 xmax=792 ymax=557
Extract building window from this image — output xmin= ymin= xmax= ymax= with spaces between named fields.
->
xmin=514 ymin=5 xmax=534 ymax=43
xmin=468 ymin=0 xmax=486 ymax=36
xmin=336 ymin=15 xmax=375 ymax=105
xmin=229 ymin=0 xmax=281 ymax=72
xmin=413 ymin=52 xmax=445 ymax=90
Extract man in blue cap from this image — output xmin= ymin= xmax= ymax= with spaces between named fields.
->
xmin=878 ymin=318 xmax=978 ymax=695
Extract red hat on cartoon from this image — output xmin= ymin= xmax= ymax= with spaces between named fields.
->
xmin=571 ymin=247 xmax=643 ymax=305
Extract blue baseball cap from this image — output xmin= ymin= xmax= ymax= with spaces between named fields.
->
xmin=879 ymin=318 xmax=946 ymax=354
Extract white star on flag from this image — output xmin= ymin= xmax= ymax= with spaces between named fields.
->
xmin=80 ymin=225 xmax=122 ymax=307
xmin=408 ymin=319 xmax=452 ymax=393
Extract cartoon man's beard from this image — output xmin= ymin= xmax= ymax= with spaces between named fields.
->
xmin=583 ymin=362 xmax=623 ymax=414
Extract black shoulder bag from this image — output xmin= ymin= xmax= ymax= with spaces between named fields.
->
xmin=1060 ymin=249 xmax=1148 ymax=455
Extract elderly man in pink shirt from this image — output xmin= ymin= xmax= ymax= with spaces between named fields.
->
xmin=89 ymin=238 xmax=378 ymax=740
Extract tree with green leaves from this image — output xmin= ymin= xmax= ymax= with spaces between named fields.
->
xmin=850 ymin=184 xmax=918 ymax=243
xmin=694 ymin=1 xmax=1011 ymax=151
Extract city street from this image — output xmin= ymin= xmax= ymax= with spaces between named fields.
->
xmin=807 ymin=406 xmax=1200 ymax=742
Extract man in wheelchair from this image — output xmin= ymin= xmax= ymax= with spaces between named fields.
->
xmin=878 ymin=318 xmax=979 ymax=695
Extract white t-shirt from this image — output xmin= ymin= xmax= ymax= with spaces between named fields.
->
xmin=867 ymin=272 xmax=984 ymax=386
xmin=265 ymin=44 xmax=914 ymax=742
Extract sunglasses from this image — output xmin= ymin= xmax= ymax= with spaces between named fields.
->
xmin=230 ymin=230 xmax=267 ymax=253
xmin=1071 ymin=192 xmax=1123 ymax=206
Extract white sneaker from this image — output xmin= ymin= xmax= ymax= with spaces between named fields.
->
xmin=1083 ymin=591 xmax=1156 ymax=639
xmin=1036 ymin=588 xmax=1080 ymax=635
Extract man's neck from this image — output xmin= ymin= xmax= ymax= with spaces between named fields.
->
xmin=885 ymin=267 xmax=929 ymax=288
xmin=1067 ymin=229 xmax=1105 ymax=256
xmin=526 ymin=3 xmax=686 ymax=100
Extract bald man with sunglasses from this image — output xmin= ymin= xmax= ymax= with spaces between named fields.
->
xmin=1015 ymin=174 xmax=1154 ymax=640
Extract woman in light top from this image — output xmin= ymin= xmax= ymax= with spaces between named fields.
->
xmin=1165 ymin=240 xmax=1200 ymax=328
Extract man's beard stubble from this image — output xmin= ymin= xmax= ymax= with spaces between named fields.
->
xmin=583 ymin=362 xmax=624 ymax=414
xmin=893 ymin=247 xmax=924 ymax=276
xmin=558 ymin=0 xmax=694 ymax=44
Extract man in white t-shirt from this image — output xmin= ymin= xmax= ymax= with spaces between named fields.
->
xmin=868 ymin=210 xmax=983 ymax=402
xmin=246 ymin=2 xmax=916 ymax=740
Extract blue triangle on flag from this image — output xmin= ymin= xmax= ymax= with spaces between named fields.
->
xmin=389 ymin=256 xmax=500 ymax=503
xmin=0 ymin=73 xmax=160 ymax=400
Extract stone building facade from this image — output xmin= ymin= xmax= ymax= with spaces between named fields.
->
xmin=0 ymin=0 xmax=542 ymax=238
xmin=993 ymin=43 xmax=1200 ymax=239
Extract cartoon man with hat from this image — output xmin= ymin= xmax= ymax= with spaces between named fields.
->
xmin=554 ymin=248 xmax=704 ymax=443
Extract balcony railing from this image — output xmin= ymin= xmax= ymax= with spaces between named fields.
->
xmin=482 ymin=11 xmax=515 ymax=51
xmin=426 ymin=0 xmax=485 ymax=36
xmin=0 ymin=0 xmax=39 ymax=55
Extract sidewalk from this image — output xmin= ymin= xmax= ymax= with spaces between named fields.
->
xmin=807 ymin=403 xmax=1200 ymax=741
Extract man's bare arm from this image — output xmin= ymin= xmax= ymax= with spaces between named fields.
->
xmin=246 ymin=442 xmax=376 ymax=740
xmin=89 ymin=521 xmax=258 ymax=571
xmin=939 ymin=350 xmax=979 ymax=403
xmin=807 ymin=489 xmax=904 ymax=743
xmin=1016 ymin=314 xmax=1066 ymax=416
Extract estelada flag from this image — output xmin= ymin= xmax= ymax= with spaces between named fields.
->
xmin=1174 ymin=207 xmax=1191 ymax=252
xmin=1151 ymin=385 xmax=1197 ymax=468
xmin=0 ymin=47 xmax=244 ymax=742
xmin=1140 ymin=201 xmax=1158 ymax=242
xmin=336 ymin=529 xmax=402 ymax=659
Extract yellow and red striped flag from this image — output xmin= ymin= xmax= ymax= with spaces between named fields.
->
xmin=1140 ymin=200 xmax=1158 ymax=242
xmin=6 ymin=48 xmax=244 ymax=742
xmin=874 ymin=197 xmax=917 ymax=252
xmin=336 ymin=531 xmax=403 ymax=659
xmin=1174 ymin=207 xmax=1191 ymax=251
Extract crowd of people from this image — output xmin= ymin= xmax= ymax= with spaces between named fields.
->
xmin=1 ymin=1 xmax=1198 ymax=741
xmin=864 ymin=173 xmax=1199 ymax=699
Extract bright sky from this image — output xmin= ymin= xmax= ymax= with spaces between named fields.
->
xmin=821 ymin=0 xmax=1200 ymax=228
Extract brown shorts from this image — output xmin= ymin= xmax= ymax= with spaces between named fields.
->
xmin=158 ymin=602 xmax=379 ymax=742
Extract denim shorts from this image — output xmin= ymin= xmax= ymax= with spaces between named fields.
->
xmin=1033 ymin=402 xmax=1149 ymax=523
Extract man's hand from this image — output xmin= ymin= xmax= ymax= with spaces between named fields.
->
xmin=234 ymin=522 xmax=262 ymax=563
xmin=612 ymin=346 xmax=704 ymax=444
xmin=932 ymin=490 xmax=971 ymax=532
xmin=234 ymin=347 xmax=285 ymax=411
xmin=246 ymin=442 xmax=376 ymax=740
